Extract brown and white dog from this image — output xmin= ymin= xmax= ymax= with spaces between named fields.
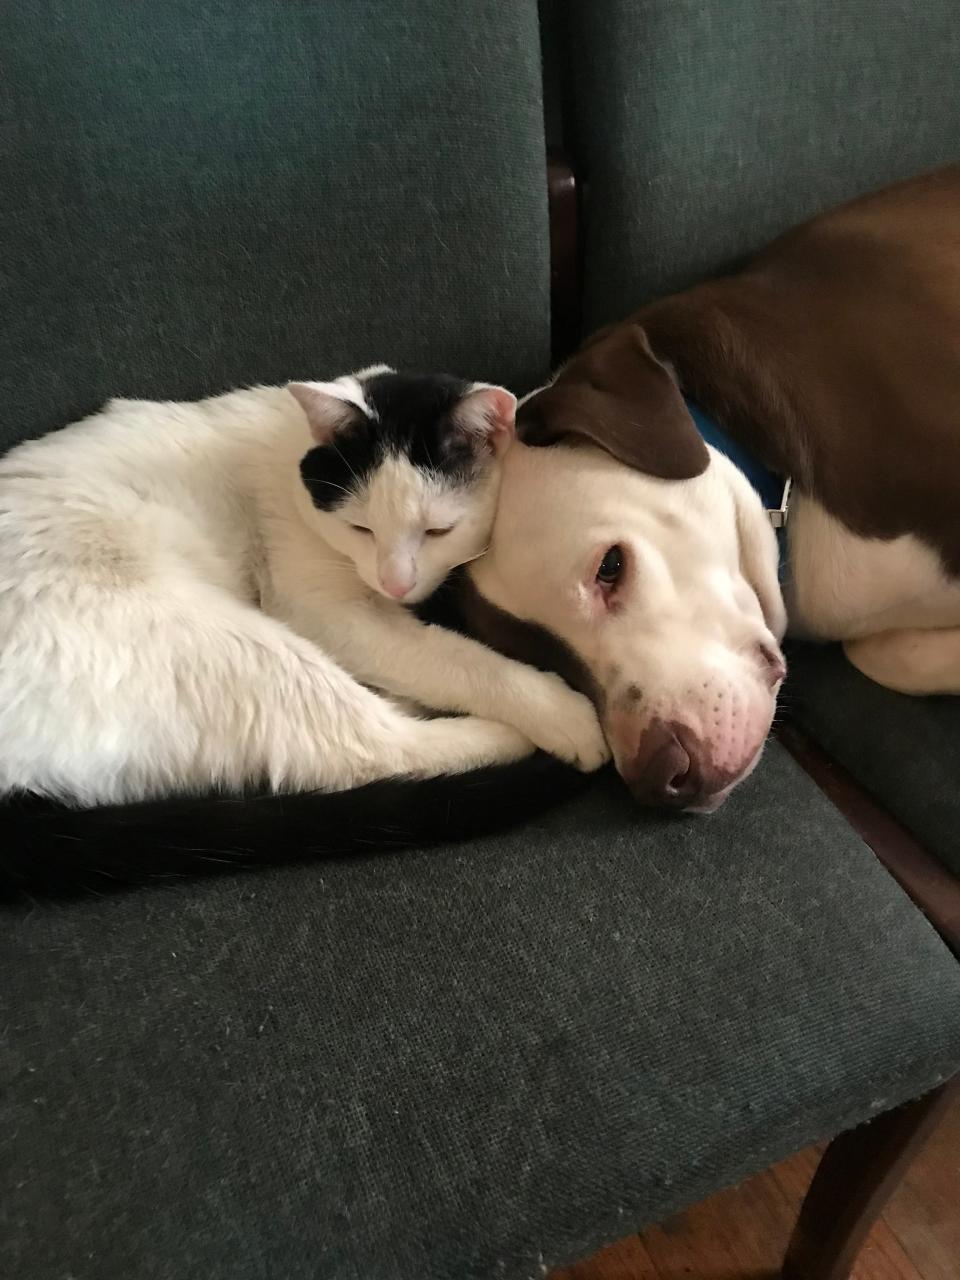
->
xmin=465 ymin=167 xmax=960 ymax=812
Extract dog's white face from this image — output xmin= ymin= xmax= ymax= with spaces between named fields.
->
xmin=466 ymin=324 xmax=788 ymax=812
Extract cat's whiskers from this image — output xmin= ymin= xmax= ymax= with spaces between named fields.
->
xmin=318 ymin=480 xmax=353 ymax=499
xmin=330 ymin=441 xmax=362 ymax=491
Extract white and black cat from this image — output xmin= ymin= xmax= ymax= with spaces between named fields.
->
xmin=0 ymin=366 xmax=607 ymax=894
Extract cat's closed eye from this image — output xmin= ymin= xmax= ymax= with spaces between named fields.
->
xmin=425 ymin=526 xmax=455 ymax=537
xmin=350 ymin=523 xmax=373 ymax=535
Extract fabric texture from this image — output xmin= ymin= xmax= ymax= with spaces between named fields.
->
xmin=4 ymin=745 xmax=960 ymax=1280
xmin=789 ymin=644 xmax=960 ymax=877
xmin=0 ymin=1 xmax=550 ymax=453
xmin=557 ymin=0 xmax=960 ymax=329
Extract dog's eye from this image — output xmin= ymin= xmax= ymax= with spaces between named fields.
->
xmin=425 ymin=526 xmax=454 ymax=537
xmin=350 ymin=523 xmax=373 ymax=535
xmin=596 ymin=545 xmax=624 ymax=585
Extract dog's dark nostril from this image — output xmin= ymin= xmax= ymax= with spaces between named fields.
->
xmin=664 ymin=752 xmax=692 ymax=797
xmin=649 ymin=732 xmax=699 ymax=805
xmin=622 ymin=720 xmax=706 ymax=809
xmin=757 ymin=641 xmax=787 ymax=687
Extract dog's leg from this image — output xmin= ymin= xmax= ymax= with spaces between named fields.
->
xmin=843 ymin=627 xmax=960 ymax=694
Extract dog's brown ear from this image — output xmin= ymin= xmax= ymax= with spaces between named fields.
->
xmin=518 ymin=324 xmax=709 ymax=480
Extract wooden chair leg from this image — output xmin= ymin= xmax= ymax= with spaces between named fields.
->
xmin=781 ymin=1077 xmax=959 ymax=1279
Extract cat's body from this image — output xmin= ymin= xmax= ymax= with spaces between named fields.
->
xmin=0 ymin=369 xmax=605 ymax=849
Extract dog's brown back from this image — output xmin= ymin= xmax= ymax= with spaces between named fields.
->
xmin=629 ymin=166 xmax=960 ymax=573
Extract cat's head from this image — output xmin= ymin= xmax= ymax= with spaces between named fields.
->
xmin=290 ymin=366 xmax=515 ymax=604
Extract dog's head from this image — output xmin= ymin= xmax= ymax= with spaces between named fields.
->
xmin=467 ymin=324 xmax=787 ymax=812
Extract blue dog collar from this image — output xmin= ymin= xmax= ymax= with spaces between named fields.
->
xmin=684 ymin=397 xmax=790 ymax=582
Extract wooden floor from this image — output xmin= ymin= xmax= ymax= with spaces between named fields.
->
xmin=554 ymin=1101 xmax=960 ymax=1280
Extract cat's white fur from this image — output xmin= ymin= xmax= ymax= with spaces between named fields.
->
xmin=0 ymin=378 xmax=608 ymax=807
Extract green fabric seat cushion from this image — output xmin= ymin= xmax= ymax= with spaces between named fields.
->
xmin=557 ymin=0 xmax=960 ymax=329
xmin=4 ymin=743 xmax=960 ymax=1280
xmin=789 ymin=644 xmax=960 ymax=877
xmin=0 ymin=0 xmax=549 ymax=453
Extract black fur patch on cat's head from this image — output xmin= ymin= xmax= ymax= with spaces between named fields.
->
xmin=299 ymin=371 xmax=483 ymax=512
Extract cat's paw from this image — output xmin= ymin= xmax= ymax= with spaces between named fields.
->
xmin=520 ymin=675 xmax=610 ymax=772
xmin=422 ymin=716 xmax=535 ymax=771
xmin=461 ymin=718 xmax=537 ymax=766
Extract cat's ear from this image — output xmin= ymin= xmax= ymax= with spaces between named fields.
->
xmin=288 ymin=381 xmax=365 ymax=445
xmin=454 ymin=384 xmax=517 ymax=457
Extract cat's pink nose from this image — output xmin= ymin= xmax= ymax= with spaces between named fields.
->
xmin=378 ymin=550 xmax=417 ymax=600
xmin=379 ymin=570 xmax=416 ymax=599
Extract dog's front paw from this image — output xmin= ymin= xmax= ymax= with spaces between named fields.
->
xmin=523 ymin=674 xmax=610 ymax=771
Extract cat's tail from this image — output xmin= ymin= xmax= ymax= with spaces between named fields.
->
xmin=0 ymin=755 xmax=591 ymax=900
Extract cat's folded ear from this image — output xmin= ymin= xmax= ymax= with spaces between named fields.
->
xmin=288 ymin=381 xmax=365 ymax=445
xmin=453 ymin=384 xmax=517 ymax=457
